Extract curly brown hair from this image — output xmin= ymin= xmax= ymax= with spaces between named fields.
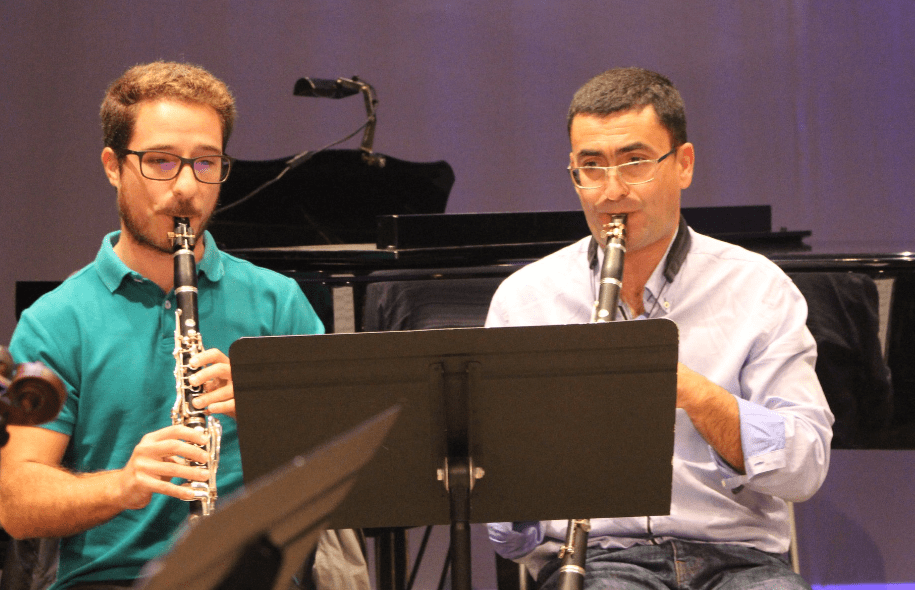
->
xmin=101 ymin=61 xmax=236 ymax=152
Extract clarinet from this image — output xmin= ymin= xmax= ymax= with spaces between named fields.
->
xmin=557 ymin=214 xmax=627 ymax=590
xmin=170 ymin=217 xmax=221 ymax=520
xmin=591 ymin=215 xmax=627 ymax=324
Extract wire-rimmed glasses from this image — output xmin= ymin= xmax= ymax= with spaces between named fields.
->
xmin=568 ymin=148 xmax=676 ymax=190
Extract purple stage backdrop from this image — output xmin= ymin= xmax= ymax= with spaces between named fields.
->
xmin=2 ymin=2 xmax=914 ymax=587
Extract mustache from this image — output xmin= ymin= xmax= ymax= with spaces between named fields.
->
xmin=159 ymin=197 xmax=203 ymax=218
xmin=162 ymin=208 xmax=201 ymax=218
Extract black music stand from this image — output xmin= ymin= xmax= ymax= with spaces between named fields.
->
xmin=229 ymin=320 xmax=679 ymax=590
xmin=134 ymin=406 xmax=401 ymax=590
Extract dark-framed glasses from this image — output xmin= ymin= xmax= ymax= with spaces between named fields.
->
xmin=568 ymin=148 xmax=676 ymax=190
xmin=118 ymin=149 xmax=233 ymax=184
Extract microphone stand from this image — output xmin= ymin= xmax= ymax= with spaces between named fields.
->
xmin=293 ymin=75 xmax=385 ymax=167
xmin=216 ymin=75 xmax=387 ymax=217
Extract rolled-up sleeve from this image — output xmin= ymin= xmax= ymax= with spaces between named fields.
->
xmin=713 ymin=275 xmax=834 ymax=501
xmin=487 ymin=521 xmax=545 ymax=560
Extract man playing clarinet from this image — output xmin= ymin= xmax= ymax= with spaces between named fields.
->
xmin=0 ymin=62 xmax=363 ymax=590
xmin=486 ymin=67 xmax=834 ymax=590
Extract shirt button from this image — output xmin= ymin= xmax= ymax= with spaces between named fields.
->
xmin=164 ymin=300 xmax=172 ymax=310
xmin=663 ymin=301 xmax=670 ymax=309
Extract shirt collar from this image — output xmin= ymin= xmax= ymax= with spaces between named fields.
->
xmin=95 ymin=230 xmax=224 ymax=293
xmin=586 ymin=215 xmax=692 ymax=315
xmin=643 ymin=226 xmax=681 ymax=308
xmin=197 ymin=230 xmax=225 ymax=282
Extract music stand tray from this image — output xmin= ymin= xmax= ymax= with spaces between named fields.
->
xmin=229 ymin=320 xmax=678 ymax=590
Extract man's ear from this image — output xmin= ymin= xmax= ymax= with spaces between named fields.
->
xmin=677 ymin=142 xmax=695 ymax=190
xmin=101 ymin=147 xmax=121 ymax=189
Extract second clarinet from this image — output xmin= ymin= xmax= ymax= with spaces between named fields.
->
xmin=592 ymin=214 xmax=627 ymax=323
xmin=558 ymin=213 xmax=627 ymax=590
xmin=170 ymin=217 xmax=221 ymax=519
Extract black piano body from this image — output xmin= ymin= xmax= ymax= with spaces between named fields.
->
xmin=218 ymin=207 xmax=914 ymax=452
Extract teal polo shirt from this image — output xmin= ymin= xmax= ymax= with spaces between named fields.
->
xmin=10 ymin=230 xmax=324 ymax=589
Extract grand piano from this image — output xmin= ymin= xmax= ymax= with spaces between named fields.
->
xmin=210 ymin=155 xmax=914 ymax=452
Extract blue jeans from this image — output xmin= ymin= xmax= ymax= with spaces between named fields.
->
xmin=537 ymin=540 xmax=810 ymax=590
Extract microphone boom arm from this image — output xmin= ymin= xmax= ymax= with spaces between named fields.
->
xmin=293 ymin=75 xmax=385 ymax=167
xmin=355 ymin=78 xmax=384 ymax=167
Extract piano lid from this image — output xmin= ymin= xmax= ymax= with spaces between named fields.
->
xmin=226 ymin=206 xmax=814 ymax=271
xmin=375 ymin=205 xmax=809 ymax=252
xmin=209 ymin=149 xmax=454 ymax=249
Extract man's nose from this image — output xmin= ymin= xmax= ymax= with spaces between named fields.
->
xmin=172 ymin=161 xmax=200 ymax=194
xmin=598 ymin=169 xmax=630 ymax=202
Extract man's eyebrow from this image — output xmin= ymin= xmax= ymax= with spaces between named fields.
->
xmin=575 ymin=142 xmax=654 ymax=160
xmin=616 ymin=142 xmax=652 ymax=155
xmin=140 ymin=144 xmax=224 ymax=154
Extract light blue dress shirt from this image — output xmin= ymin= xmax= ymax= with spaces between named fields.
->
xmin=485 ymin=225 xmax=834 ymax=578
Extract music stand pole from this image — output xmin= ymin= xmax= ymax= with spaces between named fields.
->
xmin=437 ymin=358 xmax=481 ymax=590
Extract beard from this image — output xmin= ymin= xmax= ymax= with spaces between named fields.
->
xmin=117 ymin=188 xmax=214 ymax=255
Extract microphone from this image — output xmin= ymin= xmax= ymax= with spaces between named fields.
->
xmin=293 ymin=77 xmax=362 ymax=99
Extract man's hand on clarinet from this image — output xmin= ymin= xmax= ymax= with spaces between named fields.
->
xmin=189 ymin=348 xmax=235 ymax=419
xmin=116 ymin=425 xmax=210 ymax=510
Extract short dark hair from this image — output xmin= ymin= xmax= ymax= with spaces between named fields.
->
xmin=100 ymin=61 xmax=236 ymax=152
xmin=567 ymin=67 xmax=687 ymax=148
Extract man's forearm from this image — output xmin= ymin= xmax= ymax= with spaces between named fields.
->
xmin=0 ymin=462 xmax=126 ymax=539
xmin=677 ymin=363 xmax=745 ymax=473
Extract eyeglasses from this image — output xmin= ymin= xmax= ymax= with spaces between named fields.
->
xmin=568 ymin=148 xmax=676 ymax=190
xmin=117 ymin=149 xmax=233 ymax=184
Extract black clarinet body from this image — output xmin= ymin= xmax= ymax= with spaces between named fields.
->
xmin=170 ymin=217 xmax=221 ymax=519
xmin=557 ymin=518 xmax=591 ymax=590
xmin=557 ymin=214 xmax=627 ymax=590
xmin=592 ymin=215 xmax=627 ymax=323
